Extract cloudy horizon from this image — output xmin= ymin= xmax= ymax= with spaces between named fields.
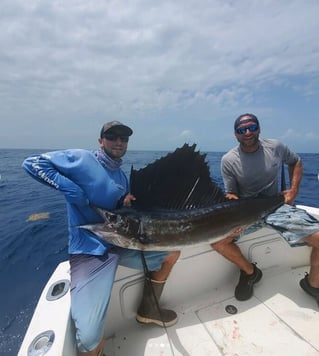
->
xmin=1 ymin=0 xmax=318 ymax=152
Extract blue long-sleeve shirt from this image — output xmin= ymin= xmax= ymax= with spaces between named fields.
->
xmin=22 ymin=149 xmax=129 ymax=255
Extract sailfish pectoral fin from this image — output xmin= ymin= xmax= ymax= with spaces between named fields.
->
xmin=136 ymin=219 xmax=152 ymax=244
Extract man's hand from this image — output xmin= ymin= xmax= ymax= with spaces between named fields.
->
xmin=123 ymin=193 xmax=136 ymax=207
xmin=225 ymin=193 xmax=239 ymax=200
xmin=281 ymin=188 xmax=298 ymax=205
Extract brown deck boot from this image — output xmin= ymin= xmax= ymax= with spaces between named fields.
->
xmin=136 ymin=277 xmax=177 ymax=327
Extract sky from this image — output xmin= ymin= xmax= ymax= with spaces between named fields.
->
xmin=1 ymin=0 xmax=319 ymax=153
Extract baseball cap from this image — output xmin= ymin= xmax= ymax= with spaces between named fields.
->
xmin=100 ymin=121 xmax=133 ymax=138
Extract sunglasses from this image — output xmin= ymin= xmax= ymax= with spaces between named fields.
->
xmin=236 ymin=124 xmax=259 ymax=135
xmin=103 ymin=134 xmax=129 ymax=142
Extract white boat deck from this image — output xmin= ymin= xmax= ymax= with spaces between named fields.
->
xmin=18 ymin=205 xmax=319 ymax=356
xmin=103 ymin=266 xmax=319 ymax=356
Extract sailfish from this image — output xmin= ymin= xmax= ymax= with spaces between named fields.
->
xmin=82 ymin=144 xmax=284 ymax=250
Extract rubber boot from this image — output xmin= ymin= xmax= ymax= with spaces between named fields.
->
xmin=136 ymin=277 xmax=177 ymax=327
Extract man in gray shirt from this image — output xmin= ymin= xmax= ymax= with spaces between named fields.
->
xmin=211 ymin=113 xmax=319 ymax=304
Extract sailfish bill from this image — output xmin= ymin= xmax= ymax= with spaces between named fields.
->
xmin=81 ymin=144 xmax=284 ymax=251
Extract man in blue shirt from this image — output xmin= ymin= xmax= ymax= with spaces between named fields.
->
xmin=23 ymin=121 xmax=180 ymax=356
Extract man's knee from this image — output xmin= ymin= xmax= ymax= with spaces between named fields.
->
xmin=162 ymin=251 xmax=180 ymax=266
xmin=211 ymin=236 xmax=235 ymax=252
xmin=211 ymin=240 xmax=224 ymax=253
xmin=304 ymin=231 xmax=319 ymax=248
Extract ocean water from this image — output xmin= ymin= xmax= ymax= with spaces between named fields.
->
xmin=0 ymin=148 xmax=318 ymax=355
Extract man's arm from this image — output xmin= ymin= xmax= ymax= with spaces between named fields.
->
xmin=221 ymin=156 xmax=239 ymax=197
xmin=22 ymin=153 xmax=89 ymax=206
xmin=284 ymin=159 xmax=303 ymax=204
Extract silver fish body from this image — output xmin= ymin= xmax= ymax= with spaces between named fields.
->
xmin=82 ymin=195 xmax=284 ymax=251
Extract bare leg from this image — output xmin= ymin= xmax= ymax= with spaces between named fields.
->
xmin=151 ymin=251 xmax=180 ymax=281
xmin=211 ymin=234 xmax=254 ymax=275
xmin=308 ymin=248 xmax=319 ymax=287
xmin=304 ymin=232 xmax=319 ymax=287
xmin=211 ymin=231 xmax=262 ymax=301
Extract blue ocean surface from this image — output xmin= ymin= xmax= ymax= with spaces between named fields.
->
xmin=0 ymin=148 xmax=318 ymax=355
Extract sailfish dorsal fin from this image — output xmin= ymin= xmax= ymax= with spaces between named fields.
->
xmin=130 ymin=144 xmax=227 ymax=210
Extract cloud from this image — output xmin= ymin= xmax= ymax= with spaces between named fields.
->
xmin=280 ymin=128 xmax=319 ymax=141
xmin=179 ymin=130 xmax=193 ymax=140
xmin=0 ymin=0 xmax=319 ymax=151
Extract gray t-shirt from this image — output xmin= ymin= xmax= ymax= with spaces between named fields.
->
xmin=221 ymin=138 xmax=300 ymax=198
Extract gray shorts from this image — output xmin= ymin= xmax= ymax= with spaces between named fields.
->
xmin=262 ymin=204 xmax=319 ymax=247
xmin=243 ymin=204 xmax=319 ymax=247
